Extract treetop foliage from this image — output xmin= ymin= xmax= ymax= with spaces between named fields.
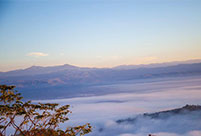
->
xmin=0 ymin=85 xmax=92 ymax=136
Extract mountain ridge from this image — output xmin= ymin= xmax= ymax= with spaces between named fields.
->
xmin=1 ymin=59 xmax=201 ymax=74
xmin=114 ymin=59 xmax=201 ymax=70
xmin=116 ymin=104 xmax=201 ymax=124
xmin=1 ymin=63 xmax=201 ymax=86
xmin=1 ymin=62 xmax=201 ymax=100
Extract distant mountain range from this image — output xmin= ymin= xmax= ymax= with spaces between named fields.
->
xmin=114 ymin=59 xmax=201 ymax=70
xmin=1 ymin=62 xmax=201 ymax=85
xmin=1 ymin=59 xmax=201 ymax=76
xmin=0 ymin=64 xmax=80 ymax=77
xmin=0 ymin=60 xmax=201 ymax=99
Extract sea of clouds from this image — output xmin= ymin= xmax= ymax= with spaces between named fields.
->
xmin=34 ymin=76 xmax=201 ymax=136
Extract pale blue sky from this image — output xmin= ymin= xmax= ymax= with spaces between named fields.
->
xmin=0 ymin=0 xmax=201 ymax=71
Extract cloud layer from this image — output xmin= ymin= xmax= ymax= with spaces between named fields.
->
xmin=27 ymin=52 xmax=48 ymax=57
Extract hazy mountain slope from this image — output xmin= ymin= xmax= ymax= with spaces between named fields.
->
xmin=0 ymin=63 xmax=201 ymax=100
xmin=116 ymin=105 xmax=201 ymax=124
xmin=0 ymin=64 xmax=80 ymax=77
xmin=0 ymin=63 xmax=201 ymax=87
xmin=114 ymin=59 xmax=201 ymax=70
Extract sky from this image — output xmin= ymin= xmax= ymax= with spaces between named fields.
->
xmin=0 ymin=0 xmax=201 ymax=72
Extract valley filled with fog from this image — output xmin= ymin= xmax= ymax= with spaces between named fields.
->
xmin=34 ymin=76 xmax=201 ymax=136
xmin=1 ymin=63 xmax=201 ymax=135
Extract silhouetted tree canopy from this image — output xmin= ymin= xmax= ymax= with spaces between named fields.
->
xmin=0 ymin=85 xmax=92 ymax=136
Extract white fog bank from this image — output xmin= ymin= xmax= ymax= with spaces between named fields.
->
xmin=34 ymin=76 xmax=201 ymax=136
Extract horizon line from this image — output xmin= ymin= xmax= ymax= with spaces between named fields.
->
xmin=1 ymin=59 xmax=201 ymax=73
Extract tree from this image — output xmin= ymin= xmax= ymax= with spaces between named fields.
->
xmin=0 ymin=85 xmax=92 ymax=136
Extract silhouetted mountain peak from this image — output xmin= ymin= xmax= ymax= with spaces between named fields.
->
xmin=0 ymin=64 xmax=80 ymax=77
xmin=181 ymin=104 xmax=201 ymax=111
xmin=27 ymin=65 xmax=43 ymax=70
xmin=61 ymin=64 xmax=78 ymax=69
